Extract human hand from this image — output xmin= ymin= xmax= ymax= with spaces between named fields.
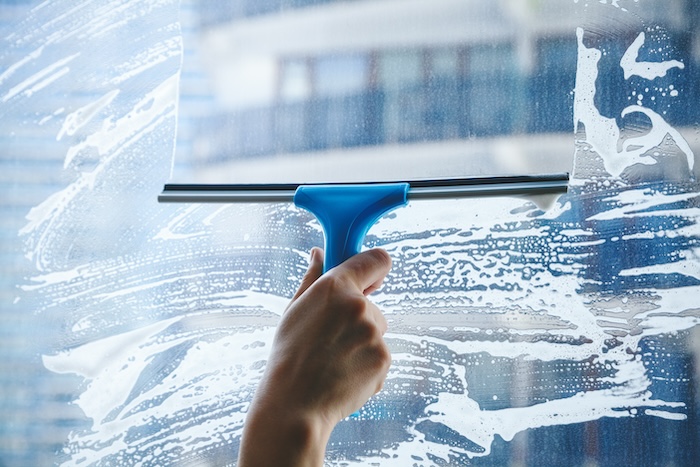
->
xmin=238 ymin=248 xmax=392 ymax=466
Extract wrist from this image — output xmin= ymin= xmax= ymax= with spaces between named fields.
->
xmin=239 ymin=398 xmax=333 ymax=467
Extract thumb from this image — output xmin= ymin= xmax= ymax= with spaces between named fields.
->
xmin=334 ymin=248 xmax=392 ymax=296
xmin=289 ymin=247 xmax=324 ymax=304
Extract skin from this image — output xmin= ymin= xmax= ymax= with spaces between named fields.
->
xmin=238 ymin=247 xmax=393 ymax=466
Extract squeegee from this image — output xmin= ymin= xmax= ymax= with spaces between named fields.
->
xmin=159 ymin=174 xmax=569 ymax=272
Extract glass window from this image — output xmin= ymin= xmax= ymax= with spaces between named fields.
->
xmin=1 ymin=0 xmax=699 ymax=466
xmin=431 ymin=48 xmax=459 ymax=79
xmin=316 ymin=53 xmax=368 ymax=97
xmin=377 ymin=49 xmax=423 ymax=91
xmin=467 ymin=43 xmax=516 ymax=75
xmin=279 ymin=58 xmax=311 ymax=101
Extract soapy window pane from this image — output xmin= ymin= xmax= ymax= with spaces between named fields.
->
xmin=1 ymin=1 xmax=700 ymax=467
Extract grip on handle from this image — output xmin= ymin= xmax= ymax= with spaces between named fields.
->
xmin=294 ymin=183 xmax=409 ymax=272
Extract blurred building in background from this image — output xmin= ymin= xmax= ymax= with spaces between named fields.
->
xmin=174 ymin=0 xmax=700 ymax=183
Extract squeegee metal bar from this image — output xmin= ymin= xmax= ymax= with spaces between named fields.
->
xmin=158 ymin=174 xmax=569 ymax=203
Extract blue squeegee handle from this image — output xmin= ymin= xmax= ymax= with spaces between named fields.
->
xmin=293 ymin=183 xmax=409 ymax=272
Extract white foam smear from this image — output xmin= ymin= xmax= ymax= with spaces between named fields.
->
xmin=621 ymin=32 xmax=685 ymax=80
xmin=573 ymin=27 xmax=695 ymax=179
xmin=57 ymin=89 xmax=120 ymax=144
xmin=43 ymin=313 xmax=277 ymax=466
xmin=2 ymin=0 xmax=696 ymax=465
xmin=1 ymin=52 xmax=79 ymax=102
xmin=20 ymin=73 xmax=180 ymax=269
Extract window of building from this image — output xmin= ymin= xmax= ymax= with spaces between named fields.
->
xmin=279 ymin=58 xmax=312 ymax=101
xmin=315 ymin=53 xmax=369 ymax=97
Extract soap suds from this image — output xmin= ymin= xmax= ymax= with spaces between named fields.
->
xmin=621 ymin=32 xmax=685 ymax=81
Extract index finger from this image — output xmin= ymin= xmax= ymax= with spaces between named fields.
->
xmin=334 ymin=249 xmax=392 ymax=294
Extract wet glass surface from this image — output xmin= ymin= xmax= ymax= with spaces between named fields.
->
xmin=1 ymin=0 xmax=699 ymax=466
